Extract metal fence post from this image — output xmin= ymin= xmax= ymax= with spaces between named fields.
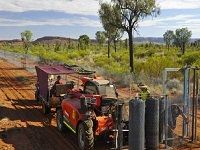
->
xmin=159 ymin=98 xmax=165 ymax=143
xmin=183 ymin=67 xmax=190 ymax=137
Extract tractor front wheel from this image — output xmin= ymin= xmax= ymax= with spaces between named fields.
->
xmin=42 ymin=101 xmax=50 ymax=114
xmin=77 ymin=120 xmax=94 ymax=150
xmin=56 ymin=108 xmax=65 ymax=132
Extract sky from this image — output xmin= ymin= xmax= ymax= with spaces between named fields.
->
xmin=0 ymin=0 xmax=200 ymax=40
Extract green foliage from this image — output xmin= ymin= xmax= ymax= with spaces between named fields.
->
xmin=98 ymin=4 xmax=122 ymax=53
xmin=54 ymin=42 xmax=61 ymax=52
xmin=21 ymin=30 xmax=33 ymax=42
xmin=1 ymin=41 xmax=199 ymax=86
xmin=135 ymin=50 xmax=155 ymax=58
xmin=174 ymin=28 xmax=192 ymax=54
xmin=95 ymin=31 xmax=106 ymax=46
xmin=163 ymin=30 xmax=174 ymax=50
xmin=21 ymin=30 xmax=33 ymax=54
xmin=94 ymin=55 xmax=129 ymax=74
xmin=193 ymin=59 xmax=200 ymax=67
xmin=78 ymin=35 xmax=90 ymax=50
xmin=99 ymin=0 xmax=160 ymax=72
xmin=182 ymin=51 xmax=200 ymax=65
xmin=140 ymin=56 xmax=180 ymax=78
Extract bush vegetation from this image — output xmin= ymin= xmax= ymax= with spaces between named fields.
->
xmin=0 ymin=41 xmax=199 ymax=87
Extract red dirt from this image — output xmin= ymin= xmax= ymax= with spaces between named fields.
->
xmin=0 ymin=59 xmax=80 ymax=150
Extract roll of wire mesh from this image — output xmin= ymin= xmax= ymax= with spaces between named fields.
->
xmin=129 ymin=99 xmax=145 ymax=150
xmin=145 ymin=98 xmax=159 ymax=150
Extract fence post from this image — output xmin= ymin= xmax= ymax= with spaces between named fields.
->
xmin=145 ymin=98 xmax=159 ymax=150
xmin=129 ymin=99 xmax=145 ymax=150
xmin=183 ymin=67 xmax=190 ymax=137
xmin=159 ymin=98 xmax=165 ymax=143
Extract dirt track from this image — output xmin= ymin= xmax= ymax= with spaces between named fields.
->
xmin=0 ymin=59 xmax=82 ymax=150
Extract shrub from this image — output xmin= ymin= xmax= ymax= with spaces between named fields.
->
xmin=182 ymin=51 xmax=200 ymax=65
xmin=166 ymin=78 xmax=181 ymax=90
xmin=141 ymin=56 xmax=180 ymax=78
xmin=67 ymin=52 xmax=79 ymax=59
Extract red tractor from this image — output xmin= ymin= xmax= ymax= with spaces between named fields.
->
xmin=35 ymin=64 xmax=127 ymax=149
xmin=56 ymin=76 xmax=126 ymax=149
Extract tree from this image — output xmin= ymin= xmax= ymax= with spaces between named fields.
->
xmin=99 ymin=4 xmax=122 ymax=58
xmin=163 ymin=30 xmax=174 ymax=51
xmin=124 ymin=38 xmax=128 ymax=50
xmin=99 ymin=0 xmax=159 ymax=72
xmin=173 ymin=28 xmax=192 ymax=55
xmin=104 ymin=30 xmax=112 ymax=58
xmin=112 ymin=29 xmax=122 ymax=52
xmin=191 ymin=39 xmax=200 ymax=47
xmin=21 ymin=30 xmax=33 ymax=54
xmin=78 ymin=35 xmax=90 ymax=50
xmin=95 ymin=31 xmax=106 ymax=47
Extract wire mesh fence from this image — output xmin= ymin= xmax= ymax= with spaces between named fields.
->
xmin=0 ymin=50 xmax=38 ymax=74
xmin=162 ymin=67 xmax=200 ymax=149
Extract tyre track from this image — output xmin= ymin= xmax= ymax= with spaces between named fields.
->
xmin=3 ymin=60 xmax=80 ymax=150
xmin=0 ymin=64 xmax=55 ymax=150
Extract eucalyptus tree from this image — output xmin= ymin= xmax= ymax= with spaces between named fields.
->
xmin=21 ymin=30 xmax=33 ymax=54
xmin=173 ymin=28 xmax=192 ymax=55
xmin=95 ymin=31 xmax=106 ymax=47
xmin=99 ymin=0 xmax=160 ymax=72
xmin=99 ymin=4 xmax=122 ymax=58
xmin=78 ymin=35 xmax=90 ymax=50
xmin=163 ymin=30 xmax=174 ymax=51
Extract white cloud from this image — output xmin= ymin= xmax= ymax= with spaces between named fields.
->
xmin=158 ymin=0 xmax=200 ymax=9
xmin=0 ymin=17 xmax=101 ymax=27
xmin=0 ymin=0 xmax=100 ymax=16
xmin=140 ymin=15 xmax=197 ymax=27
xmin=140 ymin=20 xmax=160 ymax=27
xmin=160 ymin=15 xmax=196 ymax=21
xmin=139 ymin=14 xmax=200 ymax=38
xmin=0 ymin=0 xmax=199 ymax=17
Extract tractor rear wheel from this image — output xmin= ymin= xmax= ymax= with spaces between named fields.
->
xmin=42 ymin=101 xmax=50 ymax=114
xmin=56 ymin=108 xmax=65 ymax=132
xmin=77 ymin=120 xmax=94 ymax=150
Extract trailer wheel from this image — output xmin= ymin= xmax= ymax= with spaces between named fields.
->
xmin=56 ymin=108 xmax=65 ymax=132
xmin=77 ymin=120 xmax=94 ymax=150
xmin=42 ymin=101 xmax=50 ymax=114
